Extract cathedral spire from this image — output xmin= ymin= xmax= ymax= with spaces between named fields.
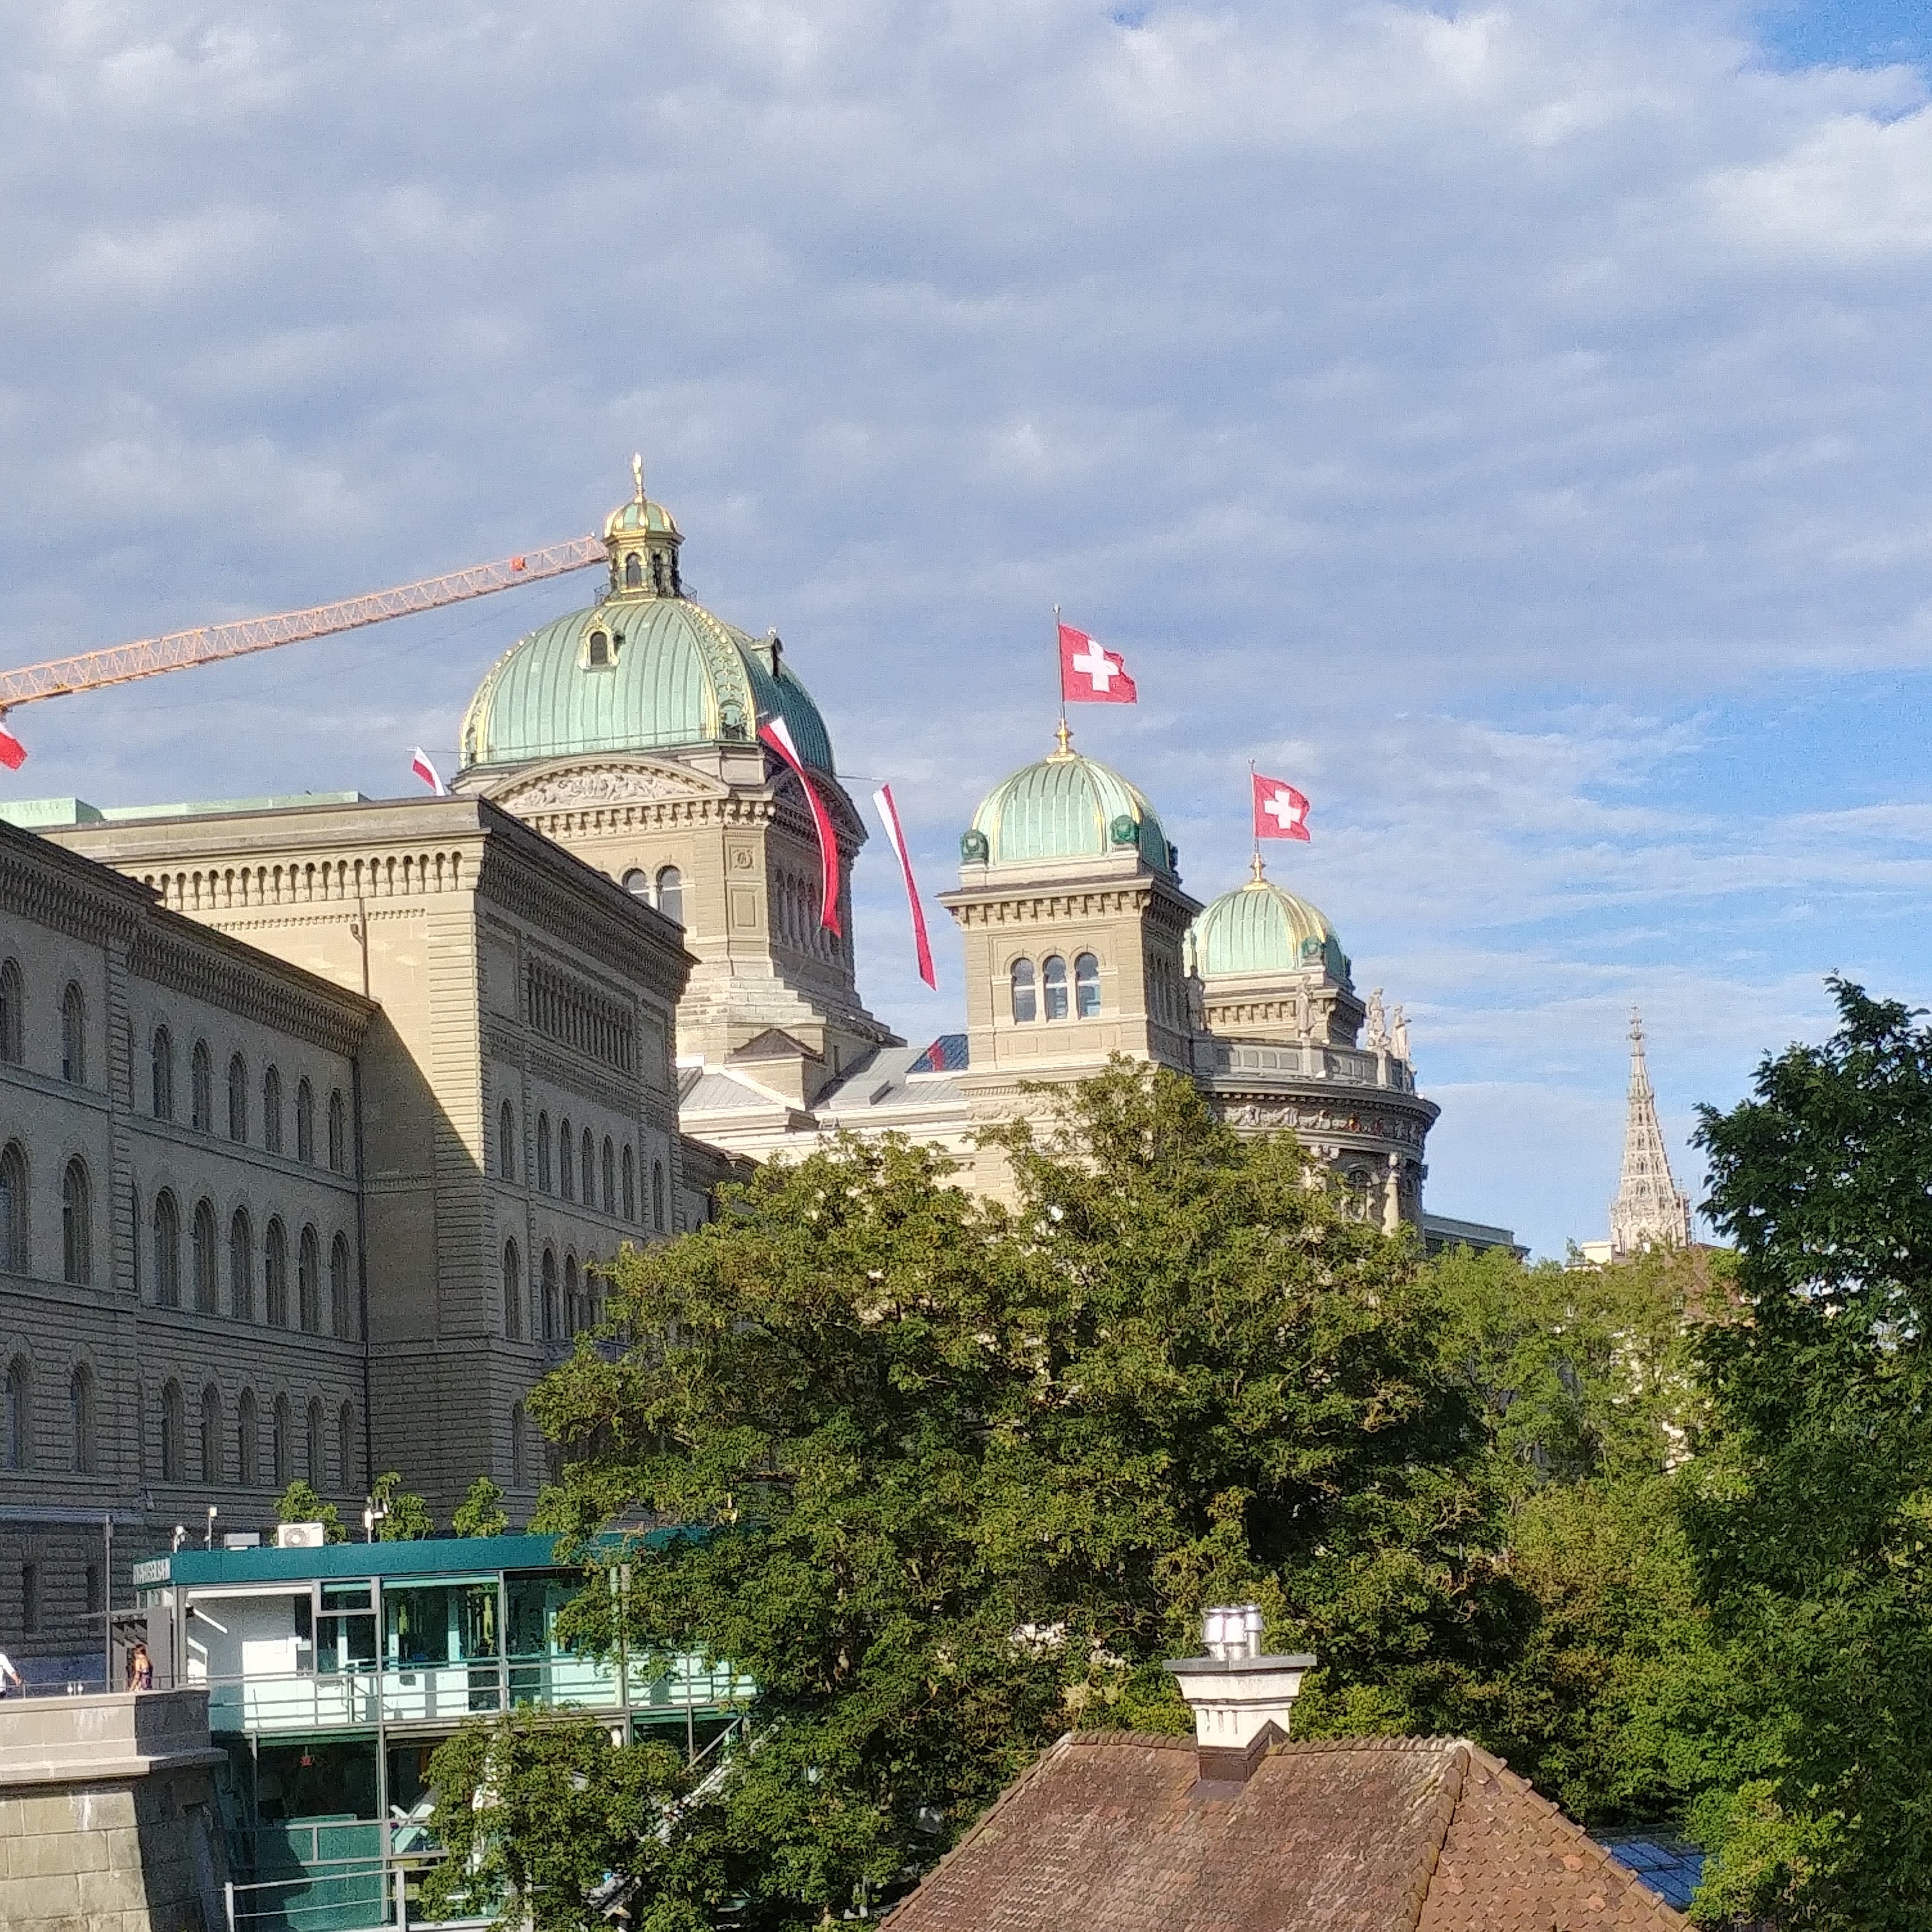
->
xmin=1607 ymin=1009 xmax=1692 ymax=1256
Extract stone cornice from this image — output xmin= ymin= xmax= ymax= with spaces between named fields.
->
xmin=0 ymin=824 xmax=149 ymax=949
xmin=128 ymin=922 xmax=372 ymax=1057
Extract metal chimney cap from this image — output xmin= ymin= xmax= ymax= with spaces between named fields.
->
xmin=1162 ymin=1651 xmax=1318 ymax=1677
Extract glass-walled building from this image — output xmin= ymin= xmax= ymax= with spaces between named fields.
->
xmin=134 ymin=1532 xmax=750 ymax=1930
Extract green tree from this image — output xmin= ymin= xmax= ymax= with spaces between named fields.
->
xmin=529 ymin=1063 xmax=1516 ymax=1927
xmin=1682 ymin=980 xmax=1932 ymax=1928
xmin=274 ymin=1478 xmax=346 ymax=1543
xmin=420 ymin=1710 xmax=714 ymax=1932
xmin=453 ymin=1475 xmax=509 ymax=1539
xmin=371 ymin=1469 xmax=434 ymax=1541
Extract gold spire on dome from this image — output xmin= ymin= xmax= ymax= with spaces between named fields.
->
xmin=1051 ymin=719 xmax=1074 ymax=760
xmin=631 ymin=452 xmax=645 ymax=504
xmin=1247 ymin=850 xmax=1268 ymax=886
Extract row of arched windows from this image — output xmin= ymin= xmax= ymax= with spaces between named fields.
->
xmin=149 ymin=1029 xmax=349 ymax=1173
xmin=151 ymin=1380 xmax=359 ymax=1492
xmin=2 ymin=1356 xmax=96 ymax=1474
xmin=1010 ymin=952 xmax=1102 ymax=1024
xmin=498 ymin=1105 xmax=666 ymax=1232
xmin=500 ymin=1239 xmax=606 ymax=1342
xmin=0 ymin=962 xmax=90 ymax=1087
xmin=133 ymin=1188 xmax=357 ymax=1339
xmin=621 ymin=865 xmax=684 ymax=928
xmin=0 ymin=1142 xmax=95 ymax=1286
xmin=618 ymin=547 xmax=679 ymax=595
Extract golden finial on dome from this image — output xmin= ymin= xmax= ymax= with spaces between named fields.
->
xmin=1248 ymin=850 xmax=1267 ymax=885
xmin=630 ymin=452 xmax=645 ymax=505
xmin=1051 ymin=719 xmax=1074 ymax=760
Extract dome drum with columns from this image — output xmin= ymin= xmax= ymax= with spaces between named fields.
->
xmin=463 ymin=463 xmax=1448 ymax=1230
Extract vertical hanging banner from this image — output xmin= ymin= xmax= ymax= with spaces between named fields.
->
xmin=411 ymin=747 xmax=447 ymax=795
xmin=759 ymin=715 xmax=842 ymax=935
xmin=871 ymin=784 xmax=937 ymax=989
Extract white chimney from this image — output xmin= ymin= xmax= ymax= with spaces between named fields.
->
xmin=1162 ymin=1604 xmax=1316 ymax=1785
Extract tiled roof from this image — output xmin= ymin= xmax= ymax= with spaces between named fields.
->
xmin=909 ymin=1033 xmax=968 ymax=1074
xmin=882 ymin=1733 xmax=1688 ymax=1932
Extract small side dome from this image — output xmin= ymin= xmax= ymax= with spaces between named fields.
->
xmin=965 ymin=746 xmax=1173 ymax=874
xmin=1188 ymin=870 xmax=1347 ymax=983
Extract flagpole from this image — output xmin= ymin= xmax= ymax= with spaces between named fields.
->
xmin=1249 ymin=759 xmax=1263 ymax=880
xmin=1053 ymin=604 xmax=1067 ymax=754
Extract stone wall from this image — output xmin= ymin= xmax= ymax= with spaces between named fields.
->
xmin=0 ymin=1689 xmax=227 ymax=1932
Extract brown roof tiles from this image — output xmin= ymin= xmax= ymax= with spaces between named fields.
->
xmin=883 ymin=1733 xmax=1688 ymax=1932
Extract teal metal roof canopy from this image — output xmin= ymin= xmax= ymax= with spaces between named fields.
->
xmin=966 ymin=749 xmax=1173 ymax=875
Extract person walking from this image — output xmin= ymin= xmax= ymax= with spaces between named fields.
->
xmin=125 ymin=1641 xmax=152 ymax=1691
xmin=0 ymin=1650 xmax=22 ymax=1697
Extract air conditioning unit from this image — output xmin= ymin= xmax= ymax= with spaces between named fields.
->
xmin=275 ymin=1522 xmax=327 ymax=1549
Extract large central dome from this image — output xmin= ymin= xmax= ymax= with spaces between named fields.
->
xmin=457 ymin=471 xmax=834 ymax=778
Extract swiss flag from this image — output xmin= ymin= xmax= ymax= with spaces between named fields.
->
xmin=1253 ymin=772 xmax=1310 ymax=842
xmin=0 ymin=721 xmax=24 ymax=772
xmin=1058 ymin=622 xmax=1138 ymax=705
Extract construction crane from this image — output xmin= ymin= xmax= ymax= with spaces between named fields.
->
xmin=0 ymin=534 xmax=606 ymax=768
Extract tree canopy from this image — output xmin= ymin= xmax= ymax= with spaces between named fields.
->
xmin=514 ymin=1062 xmax=1519 ymax=1926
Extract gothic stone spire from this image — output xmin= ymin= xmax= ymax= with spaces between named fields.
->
xmin=1608 ymin=1009 xmax=1692 ymax=1256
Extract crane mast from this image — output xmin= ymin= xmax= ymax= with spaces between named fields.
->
xmin=0 ymin=534 xmax=604 ymax=717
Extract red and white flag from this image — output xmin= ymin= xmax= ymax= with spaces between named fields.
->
xmin=1253 ymin=772 xmax=1311 ymax=842
xmin=1058 ymin=622 xmax=1138 ymax=705
xmin=760 ymin=715 xmax=842 ymax=936
xmin=872 ymin=784 xmax=936 ymax=990
xmin=0 ymin=718 xmax=25 ymax=773
xmin=411 ymin=748 xmax=446 ymax=796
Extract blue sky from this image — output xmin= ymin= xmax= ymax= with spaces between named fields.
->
xmin=2 ymin=0 xmax=1930 ymax=1256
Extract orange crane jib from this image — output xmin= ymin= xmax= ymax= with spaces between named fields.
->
xmin=0 ymin=534 xmax=604 ymax=712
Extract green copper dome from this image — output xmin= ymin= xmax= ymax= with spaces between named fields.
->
xmin=458 ymin=599 xmax=834 ymax=776
xmin=1188 ymin=871 xmax=1347 ymax=981
xmin=458 ymin=472 xmax=833 ymax=777
xmin=964 ymin=747 xmax=1173 ymax=874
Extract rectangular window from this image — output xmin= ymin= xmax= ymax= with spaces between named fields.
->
xmin=382 ymin=1582 xmax=498 ymax=1668
xmin=316 ymin=1582 xmax=376 ymax=1674
xmin=20 ymin=1562 xmax=38 ymax=1634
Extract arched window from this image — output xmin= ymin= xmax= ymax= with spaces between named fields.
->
xmin=536 ymin=1113 xmax=552 ymax=1192
xmin=272 ymin=1395 xmax=290 ymax=1487
xmin=1075 ymin=952 xmax=1101 ymax=1019
xmin=583 ymin=1129 xmax=597 ymax=1206
xmin=586 ymin=627 xmax=611 ymax=666
xmin=70 ymin=1366 xmax=93 ymax=1474
xmin=192 ymin=1198 xmax=218 ymax=1312
xmin=61 ymin=1159 xmax=90 ymax=1286
xmin=298 ymin=1226 xmax=320 ymax=1333
xmin=295 ymin=1080 xmax=315 ymax=1164
xmin=624 ymin=552 xmax=643 ymax=589
xmin=264 ymin=1219 xmax=289 ymax=1326
xmin=161 ymin=1380 xmax=185 ymax=1482
xmin=328 ymin=1090 xmax=347 ymax=1173
xmin=502 ymin=1240 xmax=522 ymax=1341
xmin=541 ymin=1250 xmax=558 ymax=1341
xmin=306 ymin=1399 xmax=324 ymax=1486
xmin=510 ymin=1402 xmax=528 ymax=1489
xmin=331 ymin=1234 xmax=354 ymax=1341
xmin=3 ymin=1356 xmax=27 ymax=1470
xmin=153 ymin=1193 xmax=181 ymax=1308
xmin=263 ymin=1066 xmax=283 ymax=1154
xmin=1042 ymin=955 xmax=1069 ymax=1020
xmin=564 ymin=1254 xmax=581 ymax=1334
xmin=199 ymin=1385 xmax=222 ymax=1485
xmin=602 ymin=1138 xmax=616 ymax=1215
xmin=655 ymin=866 xmax=683 ymax=926
xmin=622 ymin=868 xmax=650 ymax=899
xmin=190 ymin=1040 xmax=213 ymax=1132
xmin=499 ymin=1101 xmax=516 ymax=1181
xmin=0 ymin=959 xmax=21 ymax=1063
xmin=0 ymin=1141 xmax=27 ymax=1273
xmin=1010 ymin=959 xmax=1037 ymax=1024
xmin=237 ymin=1390 xmax=259 ymax=1488
xmin=230 ymin=1209 xmax=255 ymax=1320
xmin=61 ymin=982 xmax=85 ymax=1084
xmin=151 ymin=1027 xmax=175 ymax=1119
xmin=559 ymin=1119 xmax=574 ymax=1201
xmin=622 ymin=1146 xmax=637 ymax=1222
xmin=337 ymin=1402 xmax=356 ymax=1493
xmin=651 ymin=1159 xmax=666 ymax=1234
xmin=227 ymin=1053 xmax=248 ymax=1141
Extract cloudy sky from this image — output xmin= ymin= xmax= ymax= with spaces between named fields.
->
xmin=2 ymin=0 xmax=1930 ymax=1255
